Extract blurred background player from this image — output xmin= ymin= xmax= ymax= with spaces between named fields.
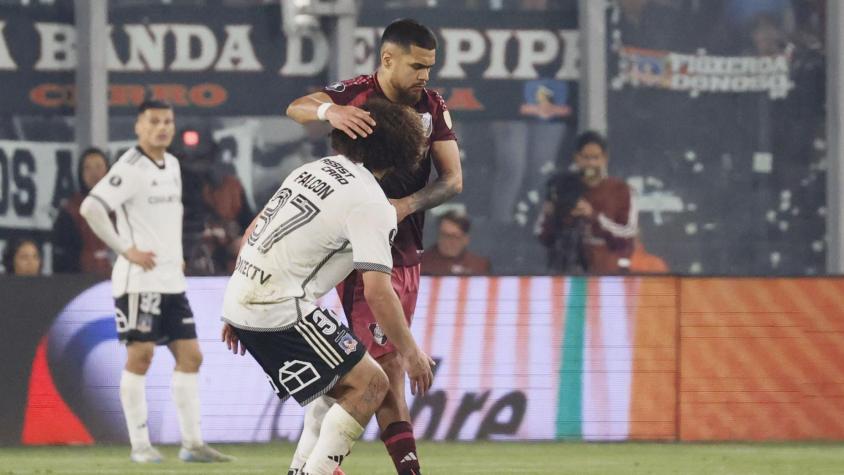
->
xmin=52 ymin=147 xmax=113 ymax=278
xmin=79 ymin=101 xmax=232 ymax=464
xmin=221 ymin=98 xmax=434 ymax=475
xmin=286 ymin=18 xmax=462 ymax=475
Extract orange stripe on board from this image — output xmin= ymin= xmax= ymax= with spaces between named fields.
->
xmin=447 ymin=278 xmax=471 ymax=393
xmin=628 ymin=277 xmax=678 ymax=440
xmin=585 ymin=279 xmax=608 ymax=436
xmin=479 ymin=278 xmax=500 ymax=390
xmin=794 ymin=279 xmax=844 ymax=437
xmin=422 ymin=277 xmax=442 ymax=355
xmin=680 ymin=279 xmax=735 ymax=441
xmin=551 ymin=277 xmax=567 ymax=371
xmin=515 ymin=277 xmax=532 ymax=391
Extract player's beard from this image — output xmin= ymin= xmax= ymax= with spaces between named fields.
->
xmin=396 ymin=86 xmax=422 ymax=105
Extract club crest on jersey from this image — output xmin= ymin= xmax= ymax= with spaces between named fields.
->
xmin=419 ymin=112 xmax=433 ymax=137
xmin=338 ymin=333 xmax=358 ymax=355
xmin=109 ymin=175 xmax=122 ymax=186
xmin=389 ymin=228 xmax=397 ymax=245
xmin=326 ymin=81 xmax=346 ymax=92
xmin=369 ymin=323 xmax=388 ymax=346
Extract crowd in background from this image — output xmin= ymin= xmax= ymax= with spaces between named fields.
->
xmin=0 ymin=0 xmax=829 ymax=277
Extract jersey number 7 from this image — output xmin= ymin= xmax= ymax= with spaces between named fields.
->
xmin=248 ymin=187 xmax=321 ymax=253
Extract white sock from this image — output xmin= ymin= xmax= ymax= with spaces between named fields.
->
xmin=289 ymin=396 xmax=335 ymax=472
xmin=171 ymin=371 xmax=204 ymax=449
xmin=302 ymin=404 xmax=363 ymax=475
xmin=120 ymin=370 xmax=151 ymax=450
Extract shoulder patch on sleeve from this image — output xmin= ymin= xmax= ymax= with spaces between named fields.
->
xmin=326 ymin=81 xmax=346 ymax=92
xmin=443 ymin=110 xmax=453 ymax=130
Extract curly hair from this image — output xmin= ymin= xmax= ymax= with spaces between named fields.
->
xmin=331 ymin=97 xmax=425 ymax=174
xmin=2 ymin=237 xmax=39 ymax=275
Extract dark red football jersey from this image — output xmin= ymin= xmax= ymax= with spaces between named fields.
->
xmin=324 ymin=73 xmax=457 ymax=266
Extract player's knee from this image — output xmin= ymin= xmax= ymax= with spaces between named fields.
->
xmin=368 ymin=365 xmax=390 ymax=405
xmin=182 ymin=349 xmax=203 ymax=371
xmin=127 ymin=347 xmax=154 ymax=373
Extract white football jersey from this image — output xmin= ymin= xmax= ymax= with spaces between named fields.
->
xmin=88 ymin=146 xmax=186 ymax=297
xmin=222 ymin=155 xmax=396 ymax=330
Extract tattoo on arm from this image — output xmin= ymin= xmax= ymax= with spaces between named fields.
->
xmin=408 ymin=177 xmax=459 ymax=214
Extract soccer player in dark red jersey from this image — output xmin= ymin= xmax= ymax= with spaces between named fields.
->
xmin=286 ymin=18 xmax=462 ymax=475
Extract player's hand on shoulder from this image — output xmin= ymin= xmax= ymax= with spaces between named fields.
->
xmin=404 ymin=348 xmax=435 ymax=396
xmin=123 ymin=246 xmax=156 ymax=271
xmin=325 ymin=104 xmax=376 ymax=139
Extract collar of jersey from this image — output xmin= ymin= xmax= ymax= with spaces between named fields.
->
xmin=135 ymin=145 xmax=166 ymax=170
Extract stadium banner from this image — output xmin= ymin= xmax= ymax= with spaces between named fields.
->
xmin=0 ymin=5 xmax=576 ymax=119
xmin=613 ymin=46 xmax=794 ymax=99
xmin=0 ymin=122 xmax=255 ymax=231
xmin=23 ymin=275 xmax=676 ymax=445
xmin=679 ymin=278 xmax=844 ymax=441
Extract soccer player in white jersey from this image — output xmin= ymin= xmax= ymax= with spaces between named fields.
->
xmin=80 ymin=100 xmax=232 ymax=464
xmin=220 ymin=98 xmax=435 ymax=475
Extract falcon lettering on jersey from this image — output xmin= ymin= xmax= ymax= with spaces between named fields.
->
xmin=294 ymin=171 xmax=335 ymax=200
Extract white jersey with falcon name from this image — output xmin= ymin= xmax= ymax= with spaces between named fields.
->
xmin=222 ymin=154 xmax=396 ymax=330
xmin=88 ymin=146 xmax=186 ymax=297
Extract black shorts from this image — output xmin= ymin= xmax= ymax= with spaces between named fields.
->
xmin=114 ymin=292 xmax=197 ymax=345
xmin=232 ymin=308 xmax=366 ymax=406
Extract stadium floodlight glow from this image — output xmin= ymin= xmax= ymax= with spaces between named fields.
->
xmin=281 ymin=0 xmax=319 ymax=36
xmin=281 ymin=0 xmax=356 ymax=35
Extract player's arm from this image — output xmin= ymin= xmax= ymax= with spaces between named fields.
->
xmin=80 ymin=163 xmax=155 ymax=270
xmin=392 ymin=139 xmax=462 ymax=222
xmin=79 ymin=197 xmax=156 ymax=271
xmin=285 ymin=91 xmax=375 ymax=139
xmin=347 ymin=203 xmax=434 ymax=394
xmin=361 ymin=270 xmax=433 ymax=396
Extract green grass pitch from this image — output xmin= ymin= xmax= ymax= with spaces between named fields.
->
xmin=2 ymin=441 xmax=844 ymax=474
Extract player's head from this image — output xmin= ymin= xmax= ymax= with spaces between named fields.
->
xmin=379 ymin=19 xmax=437 ymax=104
xmin=331 ymin=97 xmax=425 ymax=175
xmin=135 ymin=100 xmax=175 ymax=151
xmin=78 ymin=147 xmax=109 ymax=194
xmin=2 ymin=237 xmax=41 ymax=276
xmin=573 ymin=130 xmax=608 ymax=184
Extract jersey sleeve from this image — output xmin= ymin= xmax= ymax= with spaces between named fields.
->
xmin=344 ymin=202 xmax=397 ymax=274
xmin=430 ymin=91 xmax=457 ymax=143
xmin=323 ymin=76 xmax=370 ymax=106
xmin=87 ymin=160 xmax=142 ymax=211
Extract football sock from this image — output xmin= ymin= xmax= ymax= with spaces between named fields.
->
xmin=171 ymin=371 xmax=204 ymax=449
xmin=289 ymin=396 xmax=334 ymax=473
xmin=381 ymin=421 xmax=421 ymax=475
xmin=302 ymin=404 xmax=363 ymax=475
xmin=120 ymin=369 xmax=151 ymax=450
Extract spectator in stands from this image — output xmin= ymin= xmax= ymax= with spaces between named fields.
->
xmin=422 ymin=210 xmax=491 ymax=275
xmin=2 ymin=237 xmax=42 ymax=276
xmin=536 ymin=131 xmax=638 ymax=274
xmin=173 ymin=127 xmax=252 ymax=276
xmin=52 ymin=147 xmax=113 ymax=278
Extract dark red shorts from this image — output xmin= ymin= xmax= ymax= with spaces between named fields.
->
xmin=336 ymin=264 xmax=420 ymax=359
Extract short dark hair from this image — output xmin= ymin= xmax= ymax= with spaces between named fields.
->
xmin=381 ymin=18 xmax=437 ymax=51
xmin=2 ymin=237 xmax=39 ymax=275
xmin=439 ymin=210 xmax=471 ymax=234
xmin=331 ymin=98 xmax=425 ymax=174
xmin=575 ymin=130 xmax=608 ymax=153
xmin=138 ymin=100 xmax=172 ymax=114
